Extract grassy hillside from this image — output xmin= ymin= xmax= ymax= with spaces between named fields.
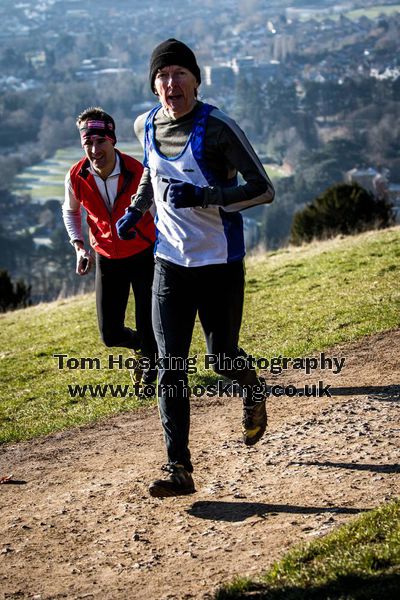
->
xmin=0 ymin=226 xmax=399 ymax=443
xmin=215 ymin=499 xmax=400 ymax=599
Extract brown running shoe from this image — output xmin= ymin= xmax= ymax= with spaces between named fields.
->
xmin=149 ymin=464 xmax=195 ymax=498
xmin=242 ymin=378 xmax=268 ymax=446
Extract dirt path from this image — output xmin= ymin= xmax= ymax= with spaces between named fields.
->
xmin=1 ymin=330 xmax=399 ymax=600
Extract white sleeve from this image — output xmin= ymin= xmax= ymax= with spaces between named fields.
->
xmin=62 ymin=172 xmax=84 ymax=244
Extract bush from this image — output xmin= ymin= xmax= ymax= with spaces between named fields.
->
xmin=0 ymin=269 xmax=31 ymax=312
xmin=290 ymin=182 xmax=395 ymax=245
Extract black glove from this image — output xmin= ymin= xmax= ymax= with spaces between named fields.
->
xmin=168 ymin=180 xmax=205 ymax=209
xmin=116 ymin=207 xmax=143 ymax=240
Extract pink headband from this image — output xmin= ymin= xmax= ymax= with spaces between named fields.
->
xmin=80 ymin=118 xmax=116 ymax=145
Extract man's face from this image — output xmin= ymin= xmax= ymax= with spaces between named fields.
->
xmin=81 ymin=129 xmax=115 ymax=176
xmin=154 ymin=65 xmax=198 ymax=119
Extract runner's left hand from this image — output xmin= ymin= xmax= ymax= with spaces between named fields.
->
xmin=116 ymin=207 xmax=143 ymax=240
xmin=168 ymin=180 xmax=205 ymax=209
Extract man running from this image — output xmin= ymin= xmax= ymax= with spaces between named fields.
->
xmin=117 ymin=40 xmax=275 ymax=496
xmin=63 ymin=107 xmax=157 ymax=383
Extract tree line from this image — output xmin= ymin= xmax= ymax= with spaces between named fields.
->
xmin=1 ymin=51 xmax=399 ymax=307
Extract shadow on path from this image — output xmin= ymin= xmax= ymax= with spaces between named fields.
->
xmin=328 ymin=384 xmax=400 ymax=400
xmin=288 ymin=461 xmax=400 ymax=474
xmin=187 ymin=501 xmax=367 ymax=522
xmin=267 ymin=384 xmax=400 ymax=400
xmin=0 ymin=478 xmax=27 ymax=485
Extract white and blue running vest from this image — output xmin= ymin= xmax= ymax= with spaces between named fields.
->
xmin=144 ymin=103 xmax=245 ymax=267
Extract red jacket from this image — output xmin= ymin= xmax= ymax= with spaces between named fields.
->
xmin=69 ymin=150 xmax=156 ymax=259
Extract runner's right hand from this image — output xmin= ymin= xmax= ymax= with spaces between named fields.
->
xmin=76 ymin=247 xmax=92 ymax=275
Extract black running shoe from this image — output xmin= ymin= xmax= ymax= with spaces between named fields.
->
xmin=142 ymin=368 xmax=157 ymax=385
xmin=129 ymin=349 xmax=144 ymax=385
xmin=242 ymin=378 xmax=268 ymax=446
xmin=149 ymin=464 xmax=195 ymax=498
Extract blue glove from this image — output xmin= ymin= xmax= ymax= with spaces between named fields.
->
xmin=116 ymin=207 xmax=143 ymax=240
xmin=168 ymin=180 xmax=205 ymax=209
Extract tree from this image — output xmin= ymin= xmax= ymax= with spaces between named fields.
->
xmin=290 ymin=182 xmax=395 ymax=245
xmin=233 ymin=76 xmax=265 ymax=140
xmin=303 ymin=158 xmax=345 ymax=194
xmin=0 ymin=269 xmax=31 ymax=312
xmin=263 ymin=198 xmax=293 ymax=249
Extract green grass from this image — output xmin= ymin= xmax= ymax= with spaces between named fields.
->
xmin=215 ymin=499 xmax=400 ymax=599
xmin=298 ymin=4 xmax=400 ymax=22
xmin=0 ymin=295 xmax=146 ymax=442
xmin=0 ymin=226 xmax=399 ymax=443
xmin=347 ymin=4 xmax=400 ymax=21
xmin=240 ymin=228 xmax=400 ymax=359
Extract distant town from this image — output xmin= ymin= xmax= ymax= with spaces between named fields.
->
xmin=0 ymin=0 xmax=399 ymax=302
xmin=1 ymin=0 xmax=398 ymax=95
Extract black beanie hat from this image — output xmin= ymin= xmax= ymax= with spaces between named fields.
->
xmin=149 ymin=38 xmax=201 ymax=92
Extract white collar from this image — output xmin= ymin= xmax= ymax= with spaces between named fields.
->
xmin=88 ymin=152 xmax=121 ymax=179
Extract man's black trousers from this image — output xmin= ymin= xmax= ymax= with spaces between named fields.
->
xmin=95 ymin=245 xmax=157 ymax=362
xmin=152 ymin=257 xmax=259 ymax=472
